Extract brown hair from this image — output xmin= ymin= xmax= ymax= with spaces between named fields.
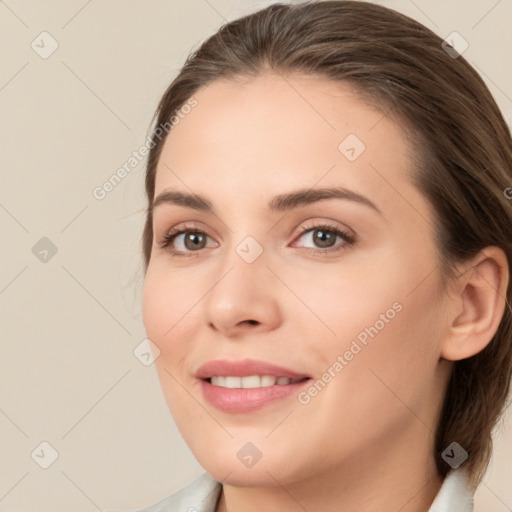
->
xmin=141 ymin=0 xmax=512 ymax=489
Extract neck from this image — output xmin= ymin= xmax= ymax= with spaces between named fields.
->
xmin=215 ymin=427 xmax=444 ymax=512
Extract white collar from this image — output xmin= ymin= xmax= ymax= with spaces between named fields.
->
xmin=138 ymin=468 xmax=474 ymax=511
xmin=428 ymin=468 xmax=474 ymax=511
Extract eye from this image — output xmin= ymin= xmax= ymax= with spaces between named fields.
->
xmin=158 ymin=221 xmax=355 ymax=257
xmin=292 ymin=223 xmax=355 ymax=253
xmin=158 ymin=225 xmax=217 ymax=256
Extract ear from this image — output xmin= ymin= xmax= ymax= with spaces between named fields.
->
xmin=441 ymin=246 xmax=510 ymax=361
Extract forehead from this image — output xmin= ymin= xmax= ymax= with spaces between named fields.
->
xmin=160 ymin=73 xmax=398 ymax=159
xmin=154 ymin=72 xmax=420 ymax=219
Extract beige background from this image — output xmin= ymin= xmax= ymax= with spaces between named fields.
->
xmin=0 ymin=0 xmax=511 ymax=510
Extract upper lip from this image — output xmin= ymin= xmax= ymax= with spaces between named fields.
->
xmin=195 ymin=359 xmax=311 ymax=380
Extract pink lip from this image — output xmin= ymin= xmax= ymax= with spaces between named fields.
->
xmin=199 ymin=380 xmax=311 ymax=413
xmin=195 ymin=359 xmax=311 ymax=413
xmin=195 ymin=358 xmax=311 ymax=380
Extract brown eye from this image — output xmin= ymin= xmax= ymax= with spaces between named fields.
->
xmin=159 ymin=227 xmax=218 ymax=254
xmin=312 ymin=229 xmax=337 ymax=248
xmin=183 ymin=232 xmax=207 ymax=250
xmin=293 ymin=223 xmax=355 ymax=253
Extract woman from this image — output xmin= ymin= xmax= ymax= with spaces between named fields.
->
xmin=134 ymin=1 xmax=512 ymax=511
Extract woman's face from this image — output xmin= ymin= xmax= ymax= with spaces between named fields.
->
xmin=142 ymin=73 xmax=453 ymax=486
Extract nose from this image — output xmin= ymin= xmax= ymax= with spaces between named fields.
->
xmin=201 ymin=250 xmax=282 ymax=338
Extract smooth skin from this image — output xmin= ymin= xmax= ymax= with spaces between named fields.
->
xmin=142 ymin=72 xmax=509 ymax=512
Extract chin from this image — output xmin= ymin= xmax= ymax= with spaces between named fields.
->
xmin=190 ymin=438 xmax=311 ymax=488
xmin=204 ymin=461 xmax=289 ymax=487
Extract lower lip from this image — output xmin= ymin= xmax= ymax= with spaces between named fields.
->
xmin=199 ymin=379 xmax=311 ymax=413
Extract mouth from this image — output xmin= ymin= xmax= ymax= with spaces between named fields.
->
xmin=205 ymin=375 xmax=309 ymax=388
xmin=195 ymin=359 xmax=312 ymax=413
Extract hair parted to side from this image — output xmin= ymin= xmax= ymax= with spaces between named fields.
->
xmin=141 ymin=0 xmax=512 ymax=489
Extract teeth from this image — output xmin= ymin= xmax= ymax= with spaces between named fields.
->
xmin=211 ymin=376 xmax=226 ymax=387
xmin=210 ymin=375 xmax=297 ymax=388
xmin=241 ymin=375 xmax=263 ymax=388
xmin=261 ymin=375 xmax=277 ymax=387
xmin=225 ymin=376 xmax=241 ymax=388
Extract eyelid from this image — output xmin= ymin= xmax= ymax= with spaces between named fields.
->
xmin=290 ymin=220 xmax=356 ymax=252
xmin=293 ymin=219 xmax=355 ymax=242
xmin=158 ymin=219 xmax=356 ymax=255
xmin=156 ymin=221 xmax=217 ymax=248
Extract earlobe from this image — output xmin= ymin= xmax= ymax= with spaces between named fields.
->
xmin=441 ymin=246 xmax=510 ymax=361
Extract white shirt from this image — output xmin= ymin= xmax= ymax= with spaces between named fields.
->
xmin=127 ymin=468 xmax=474 ymax=512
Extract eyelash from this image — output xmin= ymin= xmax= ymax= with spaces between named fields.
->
xmin=158 ymin=222 xmax=356 ymax=257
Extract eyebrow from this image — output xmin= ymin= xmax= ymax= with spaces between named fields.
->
xmin=151 ymin=186 xmax=381 ymax=214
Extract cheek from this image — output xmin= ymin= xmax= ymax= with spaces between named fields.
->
xmin=142 ymin=271 xmax=200 ymax=422
xmin=312 ymin=270 xmax=443 ymax=429
xmin=142 ymin=277 xmax=168 ymax=351
xmin=142 ymin=265 xmax=199 ymax=353
xmin=286 ymin=295 xmax=442 ymax=474
xmin=284 ymin=253 xmax=403 ymax=340
xmin=288 ymin=248 xmax=443 ymax=402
